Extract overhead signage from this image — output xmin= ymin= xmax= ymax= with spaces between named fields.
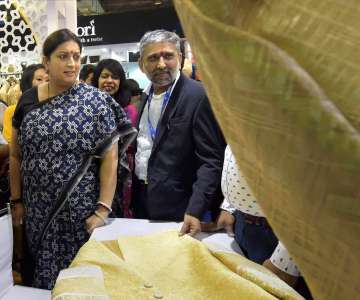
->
xmin=77 ymin=7 xmax=183 ymax=46
xmin=77 ymin=19 xmax=104 ymax=44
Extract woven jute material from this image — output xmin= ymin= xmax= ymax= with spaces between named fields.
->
xmin=174 ymin=1 xmax=360 ymax=299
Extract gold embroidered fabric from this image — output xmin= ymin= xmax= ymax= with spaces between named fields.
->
xmin=173 ymin=1 xmax=360 ymax=299
xmin=52 ymin=231 xmax=302 ymax=300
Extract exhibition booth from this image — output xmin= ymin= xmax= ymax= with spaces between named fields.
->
xmin=0 ymin=1 xmax=305 ymax=299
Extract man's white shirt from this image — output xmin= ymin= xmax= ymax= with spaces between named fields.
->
xmin=221 ymin=145 xmax=300 ymax=276
xmin=135 ymin=72 xmax=180 ymax=181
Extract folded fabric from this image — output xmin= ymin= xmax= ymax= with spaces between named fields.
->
xmin=53 ymin=230 xmax=302 ymax=300
xmin=52 ymin=265 xmax=109 ymax=300
xmin=173 ymin=1 xmax=360 ymax=299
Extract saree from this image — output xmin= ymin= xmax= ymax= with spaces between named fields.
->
xmin=17 ymin=83 xmax=134 ymax=289
xmin=173 ymin=1 xmax=360 ymax=299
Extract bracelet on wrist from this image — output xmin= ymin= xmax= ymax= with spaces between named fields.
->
xmin=97 ymin=201 xmax=112 ymax=213
xmin=10 ymin=198 xmax=23 ymax=209
xmin=10 ymin=198 xmax=22 ymax=203
xmin=94 ymin=210 xmax=108 ymax=225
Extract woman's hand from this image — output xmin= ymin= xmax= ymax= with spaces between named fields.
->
xmin=11 ymin=203 xmax=25 ymax=226
xmin=85 ymin=208 xmax=109 ymax=234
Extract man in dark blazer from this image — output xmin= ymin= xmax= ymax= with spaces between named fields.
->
xmin=132 ymin=29 xmax=225 ymax=236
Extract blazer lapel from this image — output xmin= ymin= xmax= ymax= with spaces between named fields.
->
xmin=151 ymin=74 xmax=185 ymax=154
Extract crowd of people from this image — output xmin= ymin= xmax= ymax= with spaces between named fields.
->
xmin=0 ymin=27 xmax=311 ymax=298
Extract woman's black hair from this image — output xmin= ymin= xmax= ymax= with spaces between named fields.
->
xmin=126 ymin=78 xmax=143 ymax=96
xmin=43 ymin=28 xmax=82 ymax=58
xmin=79 ymin=64 xmax=95 ymax=82
xmin=92 ymin=59 xmax=130 ymax=107
xmin=20 ymin=64 xmax=45 ymax=93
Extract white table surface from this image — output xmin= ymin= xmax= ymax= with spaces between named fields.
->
xmin=0 ymin=211 xmax=51 ymax=300
xmin=1 ymin=286 xmax=51 ymax=300
xmin=91 ymin=218 xmax=243 ymax=255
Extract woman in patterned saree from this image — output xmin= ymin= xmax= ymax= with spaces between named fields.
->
xmin=9 ymin=29 xmax=136 ymax=289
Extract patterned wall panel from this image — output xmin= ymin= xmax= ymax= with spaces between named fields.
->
xmin=0 ymin=0 xmax=47 ymax=74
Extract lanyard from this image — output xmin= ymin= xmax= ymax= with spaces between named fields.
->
xmin=147 ymin=87 xmax=172 ymax=141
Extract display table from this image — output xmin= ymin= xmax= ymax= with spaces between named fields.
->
xmin=0 ymin=207 xmax=51 ymax=300
xmin=1 ymin=286 xmax=51 ymax=300
xmin=91 ymin=218 xmax=243 ymax=255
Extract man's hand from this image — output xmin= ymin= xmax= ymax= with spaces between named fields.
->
xmin=179 ymin=214 xmax=201 ymax=237
xmin=216 ymin=210 xmax=235 ymax=236
xmin=200 ymin=210 xmax=235 ymax=237
xmin=263 ymin=259 xmax=298 ymax=287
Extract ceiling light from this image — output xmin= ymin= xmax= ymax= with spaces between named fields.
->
xmin=154 ymin=0 xmax=162 ymax=5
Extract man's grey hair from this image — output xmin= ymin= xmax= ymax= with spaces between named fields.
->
xmin=139 ymin=29 xmax=181 ymax=56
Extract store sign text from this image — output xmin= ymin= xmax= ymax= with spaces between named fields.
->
xmin=77 ymin=19 xmax=103 ymax=44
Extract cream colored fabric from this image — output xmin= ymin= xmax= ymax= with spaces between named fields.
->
xmin=173 ymin=1 xmax=360 ymax=299
xmin=52 ymin=265 xmax=109 ymax=300
xmin=53 ymin=231 xmax=302 ymax=300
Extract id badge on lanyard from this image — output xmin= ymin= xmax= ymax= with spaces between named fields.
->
xmin=147 ymin=87 xmax=172 ymax=141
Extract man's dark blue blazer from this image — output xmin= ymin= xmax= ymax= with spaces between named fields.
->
xmin=133 ymin=73 xmax=226 ymax=221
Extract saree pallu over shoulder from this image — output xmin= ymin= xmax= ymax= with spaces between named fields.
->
xmin=18 ymin=83 xmax=136 ymax=289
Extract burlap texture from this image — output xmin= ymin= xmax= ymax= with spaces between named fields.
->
xmin=174 ymin=1 xmax=360 ymax=299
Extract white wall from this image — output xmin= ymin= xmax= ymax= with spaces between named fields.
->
xmin=0 ymin=0 xmax=48 ymax=69
xmin=122 ymin=62 xmax=150 ymax=90
xmin=83 ymin=43 xmax=140 ymax=63
xmin=47 ymin=0 xmax=77 ymax=35
xmin=82 ymin=43 xmax=150 ymax=89
xmin=0 ymin=0 xmax=77 ymax=73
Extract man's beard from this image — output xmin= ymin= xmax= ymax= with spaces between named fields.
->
xmin=150 ymin=68 xmax=178 ymax=87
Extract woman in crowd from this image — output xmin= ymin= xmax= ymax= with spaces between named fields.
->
xmin=126 ymin=78 xmax=143 ymax=112
xmin=79 ymin=63 xmax=95 ymax=85
xmin=92 ymin=59 xmax=138 ymax=126
xmin=10 ymin=29 xmax=136 ymax=289
xmin=92 ymin=59 xmax=138 ymax=217
xmin=20 ymin=64 xmax=48 ymax=93
xmin=2 ymin=64 xmax=48 ymax=285
xmin=0 ymin=132 xmax=9 ymax=209
xmin=2 ymin=64 xmax=48 ymax=143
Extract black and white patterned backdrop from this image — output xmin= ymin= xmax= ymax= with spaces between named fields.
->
xmin=0 ymin=0 xmax=47 ymax=73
